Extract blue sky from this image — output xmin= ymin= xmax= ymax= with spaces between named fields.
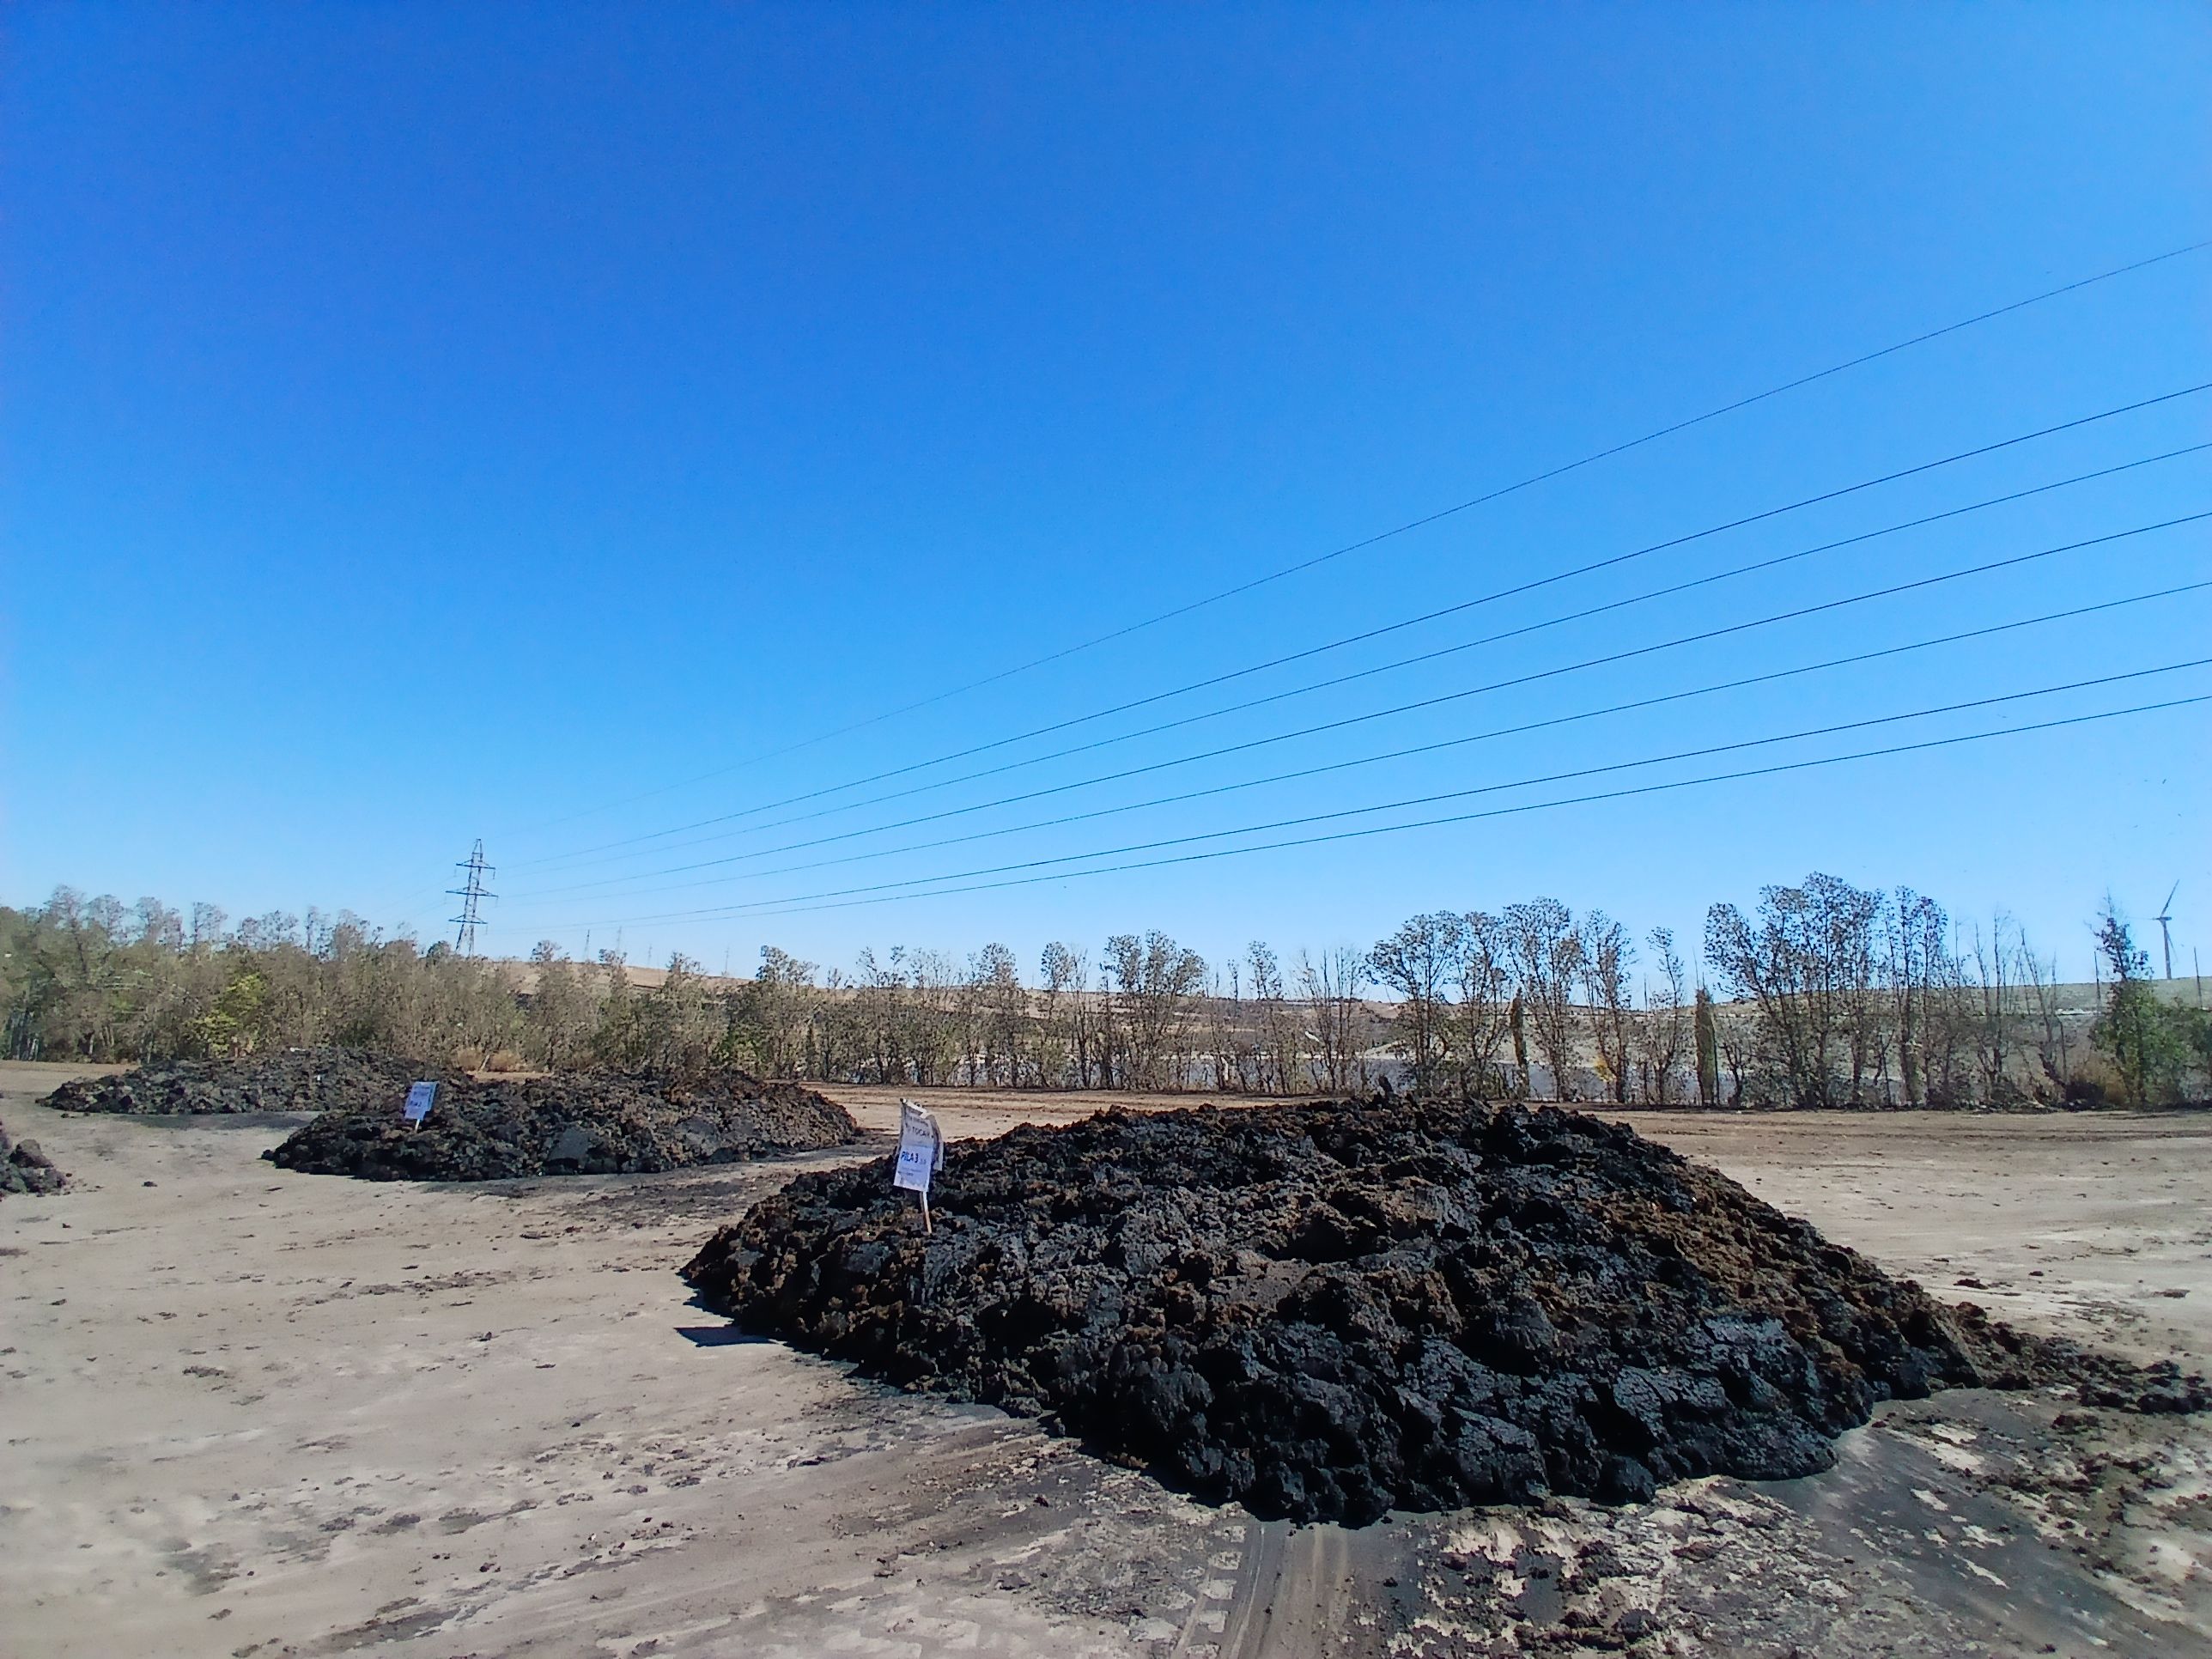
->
xmin=6 ymin=4 xmax=2208 ymax=984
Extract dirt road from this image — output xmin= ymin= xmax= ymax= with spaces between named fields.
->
xmin=4 ymin=1066 xmax=2208 ymax=1657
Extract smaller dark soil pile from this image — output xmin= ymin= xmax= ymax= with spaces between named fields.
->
xmin=0 ymin=1118 xmax=66 ymax=1196
xmin=265 ymin=1068 xmax=858 ymax=1181
xmin=42 ymin=1048 xmax=435 ymax=1116
xmin=686 ymin=1099 xmax=2204 ymax=1525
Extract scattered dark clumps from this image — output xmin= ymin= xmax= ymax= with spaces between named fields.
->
xmin=684 ymin=1098 xmax=2206 ymax=1526
xmin=42 ymin=1048 xmax=437 ymax=1116
xmin=265 ymin=1068 xmax=859 ymax=1181
xmin=1 ymin=1118 xmax=66 ymax=1197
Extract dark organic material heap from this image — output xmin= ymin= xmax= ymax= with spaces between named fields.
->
xmin=265 ymin=1068 xmax=859 ymax=1181
xmin=0 ymin=1117 xmax=66 ymax=1197
xmin=42 ymin=1048 xmax=435 ymax=1116
xmin=685 ymin=1099 xmax=2204 ymax=1525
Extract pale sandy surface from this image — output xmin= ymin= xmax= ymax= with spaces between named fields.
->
xmin=4 ymin=1062 xmax=2210 ymax=1658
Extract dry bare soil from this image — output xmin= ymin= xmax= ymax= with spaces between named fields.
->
xmin=3 ymin=1065 xmax=2209 ymax=1659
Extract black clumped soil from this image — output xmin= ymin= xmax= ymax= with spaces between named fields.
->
xmin=0 ymin=1118 xmax=66 ymax=1197
xmin=265 ymin=1068 xmax=860 ymax=1181
xmin=43 ymin=1048 xmax=437 ymax=1115
xmin=684 ymin=1098 xmax=2205 ymax=1526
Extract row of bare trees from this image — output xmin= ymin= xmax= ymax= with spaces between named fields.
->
xmin=715 ymin=933 xmax=1376 ymax=1094
xmin=1702 ymin=875 xmax=2108 ymax=1109
xmin=8 ymin=878 xmax=2206 ymax=1105
xmin=1364 ymin=878 xmax=2204 ymax=1109
xmin=1365 ymin=902 xmax=1696 ymax=1103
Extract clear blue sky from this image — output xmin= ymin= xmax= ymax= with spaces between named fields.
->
xmin=6 ymin=4 xmax=2209 ymax=984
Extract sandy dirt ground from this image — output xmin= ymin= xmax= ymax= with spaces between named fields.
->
xmin=4 ymin=1065 xmax=2209 ymax=1658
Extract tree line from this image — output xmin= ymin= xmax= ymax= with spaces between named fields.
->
xmin=5 ymin=876 xmax=2206 ymax=1108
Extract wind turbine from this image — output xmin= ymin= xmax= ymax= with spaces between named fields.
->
xmin=2154 ymin=881 xmax=2179 ymax=981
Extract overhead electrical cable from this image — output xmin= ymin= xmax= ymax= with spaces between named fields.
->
xmin=726 ymin=694 xmax=2212 ymax=921
xmin=529 ymin=441 xmax=2209 ymax=875
xmin=505 ymin=578 xmax=2212 ymax=904
xmin=515 ymin=382 xmax=2212 ymax=871
xmin=509 ymin=496 xmax=2212 ymax=892
xmin=507 ymin=236 xmax=2212 ymax=839
xmin=517 ymin=659 xmax=2212 ymax=927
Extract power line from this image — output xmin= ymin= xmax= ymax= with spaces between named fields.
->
xmin=508 ymin=237 xmax=2212 ymax=839
xmin=521 ymin=662 xmax=2212 ymax=927
xmin=531 ymin=441 xmax=2211 ymax=875
xmin=740 ymin=693 xmax=2212 ymax=921
xmin=507 ymin=578 xmax=2212 ymax=903
xmin=509 ymin=503 xmax=2212 ymax=894
xmin=518 ymin=382 xmax=2212 ymax=870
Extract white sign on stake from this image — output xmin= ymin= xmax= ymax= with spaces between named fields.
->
xmin=403 ymin=1081 xmax=439 ymax=1126
xmin=893 ymin=1099 xmax=944 ymax=1231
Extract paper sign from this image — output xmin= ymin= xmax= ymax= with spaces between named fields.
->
xmin=403 ymin=1081 xmax=439 ymax=1124
xmin=892 ymin=1099 xmax=942 ymax=1194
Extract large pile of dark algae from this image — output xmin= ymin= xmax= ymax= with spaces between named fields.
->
xmin=42 ymin=1048 xmax=439 ymax=1115
xmin=264 ymin=1067 xmax=860 ymax=1181
xmin=0 ymin=1118 xmax=66 ymax=1197
xmin=684 ymin=1098 xmax=2206 ymax=1526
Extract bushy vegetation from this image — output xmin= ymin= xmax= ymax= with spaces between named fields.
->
xmin=1698 ymin=880 xmax=2206 ymax=1109
xmin=1354 ymin=879 xmax=2209 ymax=1109
xmin=5 ymin=878 xmax=2204 ymax=1108
xmin=2 ymin=894 xmax=526 ymax=1066
xmin=2090 ymin=908 xmax=2212 ymax=1109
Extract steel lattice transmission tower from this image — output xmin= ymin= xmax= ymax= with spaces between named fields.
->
xmin=448 ymin=840 xmax=497 ymax=956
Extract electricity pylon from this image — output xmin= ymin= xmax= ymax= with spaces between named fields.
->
xmin=449 ymin=841 xmax=496 ymax=956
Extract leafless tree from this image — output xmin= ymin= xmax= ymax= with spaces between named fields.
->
xmin=188 ymin=902 xmax=228 ymax=951
xmin=903 ymin=948 xmax=963 ymax=1086
xmin=1247 ymin=941 xmax=1302 ymax=1096
xmin=1889 ymin=888 xmax=1968 ymax=1106
xmin=1705 ymin=874 xmax=1883 ymax=1109
xmin=1203 ymin=962 xmax=1257 ymax=1092
xmin=1582 ymin=910 xmax=1635 ymax=1103
xmin=1104 ymin=931 xmax=1206 ymax=1091
xmin=1503 ymin=898 xmax=1583 ymax=1099
xmin=1297 ymin=945 xmax=1370 ymax=1095
xmin=1967 ymin=919 xmax=2019 ymax=1105
xmin=1637 ymin=927 xmax=1690 ymax=1104
xmin=2015 ymin=927 xmax=2075 ymax=1100
xmin=1448 ymin=911 xmax=1515 ymax=1098
xmin=1370 ymin=911 xmax=1466 ymax=1094
xmin=1038 ymin=941 xmax=1087 ymax=1088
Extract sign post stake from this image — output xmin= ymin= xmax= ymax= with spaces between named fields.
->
xmin=893 ymin=1099 xmax=944 ymax=1231
xmin=403 ymin=1080 xmax=439 ymax=1133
